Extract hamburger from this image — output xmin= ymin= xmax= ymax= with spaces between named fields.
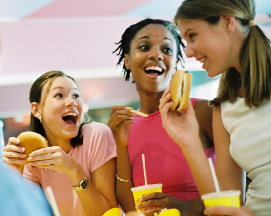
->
xmin=17 ymin=131 xmax=48 ymax=163
xmin=169 ymin=70 xmax=193 ymax=112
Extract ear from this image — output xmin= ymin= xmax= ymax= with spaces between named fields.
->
xmin=124 ymin=54 xmax=130 ymax=70
xmin=31 ymin=102 xmax=42 ymax=119
xmin=221 ymin=15 xmax=236 ymax=34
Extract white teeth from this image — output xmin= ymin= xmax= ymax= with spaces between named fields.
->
xmin=199 ymin=57 xmax=206 ymax=63
xmin=145 ymin=66 xmax=162 ymax=72
xmin=62 ymin=113 xmax=77 ymax=117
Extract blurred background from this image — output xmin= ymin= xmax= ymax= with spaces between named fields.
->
xmin=0 ymin=0 xmax=270 ymax=150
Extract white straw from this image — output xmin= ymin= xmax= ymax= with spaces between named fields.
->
xmin=208 ymin=158 xmax=220 ymax=193
xmin=142 ymin=154 xmax=148 ymax=185
xmin=46 ymin=186 xmax=61 ymax=216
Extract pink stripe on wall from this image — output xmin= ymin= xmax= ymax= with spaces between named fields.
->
xmin=26 ymin=0 xmax=152 ymax=18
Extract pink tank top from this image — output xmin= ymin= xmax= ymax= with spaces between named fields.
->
xmin=128 ymin=98 xmax=215 ymax=200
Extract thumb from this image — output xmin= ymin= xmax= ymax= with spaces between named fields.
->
xmin=184 ymin=99 xmax=196 ymax=116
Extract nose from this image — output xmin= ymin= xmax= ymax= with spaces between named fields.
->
xmin=185 ymin=43 xmax=195 ymax=58
xmin=149 ymin=47 xmax=163 ymax=61
xmin=65 ymin=97 xmax=77 ymax=107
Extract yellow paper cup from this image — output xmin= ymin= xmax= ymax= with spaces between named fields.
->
xmin=159 ymin=209 xmax=180 ymax=216
xmin=202 ymin=190 xmax=241 ymax=208
xmin=102 ymin=207 xmax=122 ymax=216
xmin=131 ymin=184 xmax=162 ymax=212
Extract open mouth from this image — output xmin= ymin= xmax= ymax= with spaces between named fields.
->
xmin=197 ymin=57 xmax=206 ymax=64
xmin=62 ymin=112 xmax=78 ymax=126
xmin=144 ymin=65 xmax=164 ymax=77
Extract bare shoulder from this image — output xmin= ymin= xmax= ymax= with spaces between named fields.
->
xmin=194 ymin=99 xmax=213 ymax=125
xmin=194 ymin=99 xmax=212 ymax=113
xmin=194 ymin=99 xmax=214 ymax=145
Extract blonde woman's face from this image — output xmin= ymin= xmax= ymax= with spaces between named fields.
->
xmin=177 ymin=18 xmax=233 ymax=77
xmin=40 ymin=76 xmax=84 ymax=141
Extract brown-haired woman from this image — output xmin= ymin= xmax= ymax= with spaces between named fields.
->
xmin=3 ymin=71 xmax=118 ymax=216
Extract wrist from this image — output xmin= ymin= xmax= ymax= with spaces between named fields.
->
xmin=116 ymin=174 xmax=131 ymax=182
xmin=67 ymin=163 xmax=85 ymax=182
xmin=117 ymin=145 xmax=129 ymax=153
xmin=73 ymin=177 xmax=90 ymax=192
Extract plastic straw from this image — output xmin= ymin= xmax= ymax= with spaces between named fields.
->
xmin=142 ymin=154 xmax=148 ymax=185
xmin=208 ymin=157 xmax=220 ymax=193
xmin=46 ymin=186 xmax=61 ymax=216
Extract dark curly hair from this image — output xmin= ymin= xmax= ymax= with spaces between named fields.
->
xmin=113 ymin=18 xmax=186 ymax=81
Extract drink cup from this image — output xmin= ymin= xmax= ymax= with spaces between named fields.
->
xmin=102 ymin=207 xmax=122 ymax=216
xmin=131 ymin=184 xmax=162 ymax=212
xmin=201 ymin=190 xmax=241 ymax=208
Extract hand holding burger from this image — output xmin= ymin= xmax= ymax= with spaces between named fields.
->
xmin=17 ymin=131 xmax=48 ymax=163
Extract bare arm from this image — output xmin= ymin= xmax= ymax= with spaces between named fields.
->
xmin=213 ymin=106 xmax=243 ymax=195
xmin=108 ymin=106 xmax=137 ymax=212
xmin=194 ymin=99 xmax=213 ymax=148
xmin=28 ymin=146 xmax=117 ymax=216
xmin=159 ymin=89 xmax=215 ymax=195
xmin=68 ymin=158 xmax=118 ymax=216
xmin=116 ymin=147 xmax=137 ymax=212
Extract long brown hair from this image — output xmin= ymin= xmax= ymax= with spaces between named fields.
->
xmin=175 ymin=0 xmax=271 ymax=107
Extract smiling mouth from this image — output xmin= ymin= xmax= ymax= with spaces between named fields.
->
xmin=62 ymin=113 xmax=78 ymax=125
xmin=198 ymin=57 xmax=206 ymax=64
xmin=144 ymin=65 xmax=164 ymax=77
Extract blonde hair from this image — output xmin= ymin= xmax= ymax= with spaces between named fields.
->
xmin=175 ymin=0 xmax=271 ymax=107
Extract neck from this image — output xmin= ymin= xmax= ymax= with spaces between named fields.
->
xmin=47 ymin=135 xmax=72 ymax=153
xmin=138 ymin=91 xmax=163 ymax=114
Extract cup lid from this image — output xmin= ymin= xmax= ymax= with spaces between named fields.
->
xmin=131 ymin=184 xmax=163 ymax=192
xmin=201 ymin=190 xmax=241 ymax=199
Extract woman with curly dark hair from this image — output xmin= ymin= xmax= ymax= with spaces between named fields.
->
xmin=108 ymin=18 xmax=214 ymax=216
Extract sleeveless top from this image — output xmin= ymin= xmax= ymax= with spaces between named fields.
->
xmin=221 ymin=98 xmax=271 ymax=215
xmin=129 ymin=98 xmax=215 ymax=201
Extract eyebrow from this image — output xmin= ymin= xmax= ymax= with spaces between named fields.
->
xmin=136 ymin=35 xmax=173 ymax=43
xmin=51 ymin=87 xmax=79 ymax=91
